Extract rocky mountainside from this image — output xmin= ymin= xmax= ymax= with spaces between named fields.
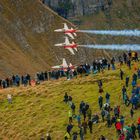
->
xmin=43 ymin=0 xmax=113 ymax=18
xmin=43 ymin=0 xmax=140 ymax=18
xmin=43 ymin=0 xmax=140 ymax=30
xmin=43 ymin=0 xmax=140 ymax=57
xmin=0 ymin=0 xmax=108 ymax=77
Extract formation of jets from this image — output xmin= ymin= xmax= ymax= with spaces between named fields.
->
xmin=53 ymin=23 xmax=79 ymax=70
xmin=54 ymin=23 xmax=79 ymax=55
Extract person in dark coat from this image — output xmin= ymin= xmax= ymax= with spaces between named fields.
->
xmin=120 ymin=69 xmax=124 ymax=80
xmin=101 ymin=109 xmax=105 ymax=122
xmin=98 ymin=96 xmax=103 ymax=110
xmin=130 ymin=108 xmax=134 ymax=118
xmin=125 ymin=76 xmax=129 ymax=87
xmin=46 ymin=133 xmax=51 ymax=140
xmin=72 ymin=132 xmax=78 ymax=140
xmin=106 ymin=113 xmax=111 ymax=127
xmin=105 ymin=92 xmax=110 ymax=104
xmin=131 ymin=123 xmax=137 ymax=138
xmin=88 ymin=119 xmax=93 ymax=133
xmin=137 ymin=124 xmax=140 ymax=138
xmin=64 ymin=92 xmax=69 ymax=103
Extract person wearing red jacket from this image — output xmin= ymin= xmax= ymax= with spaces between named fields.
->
xmin=115 ymin=121 xmax=122 ymax=136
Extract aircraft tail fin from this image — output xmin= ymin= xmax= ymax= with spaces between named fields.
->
xmin=62 ymin=58 xmax=68 ymax=67
xmin=63 ymin=23 xmax=68 ymax=30
xmin=72 ymin=41 xmax=75 ymax=44
xmin=74 ymin=48 xmax=78 ymax=51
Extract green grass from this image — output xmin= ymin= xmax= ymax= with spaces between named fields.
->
xmin=0 ymin=62 xmax=140 ymax=139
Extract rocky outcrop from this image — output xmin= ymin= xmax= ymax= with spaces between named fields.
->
xmin=43 ymin=0 xmax=113 ymax=18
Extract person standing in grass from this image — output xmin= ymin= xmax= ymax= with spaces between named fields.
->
xmin=118 ymin=132 xmax=125 ymax=140
xmin=68 ymin=110 xmax=73 ymax=123
xmin=130 ymin=108 xmax=134 ymax=118
xmin=82 ymin=120 xmax=87 ymax=134
xmin=98 ymin=96 xmax=103 ymax=110
xmin=72 ymin=132 xmax=78 ymax=140
xmin=7 ymin=94 xmax=12 ymax=104
xmin=64 ymin=132 xmax=70 ymax=140
xmin=67 ymin=123 xmax=73 ymax=135
xmin=99 ymin=135 xmax=107 ymax=140
xmin=88 ymin=119 xmax=93 ymax=133
xmin=137 ymin=123 xmax=140 ymax=138
xmin=122 ymin=86 xmax=127 ymax=103
xmin=120 ymin=69 xmax=124 ymax=80
xmin=64 ymin=92 xmax=69 ymax=103
xmin=115 ymin=121 xmax=122 ymax=136
xmin=131 ymin=123 xmax=137 ymax=139
xmin=76 ymin=114 xmax=81 ymax=126
xmin=101 ymin=109 xmax=105 ymax=122
xmin=46 ymin=133 xmax=51 ymax=140
xmin=105 ymin=92 xmax=110 ymax=104
xmin=40 ymin=134 xmax=45 ymax=140
xmin=125 ymin=76 xmax=129 ymax=87
xmin=79 ymin=126 xmax=84 ymax=140
xmin=106 ymin=113 xmax=111 ymax=127
xmin=87 ymin=108 xmax=92 ymax=120
xmin=71 ymin=103 xmax=76 ymax=115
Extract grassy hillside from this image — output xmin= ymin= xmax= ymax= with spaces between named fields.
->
xmin=0 ymin=62 xmax=140 ymax=139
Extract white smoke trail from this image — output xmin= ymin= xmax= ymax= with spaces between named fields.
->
xmin=80 ymin=44 xmax=140 ymax=51
xmin=78 ymin=30 xmax=140 ymax=37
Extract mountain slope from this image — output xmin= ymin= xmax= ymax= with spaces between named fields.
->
xmin=0 ymin=0 xmax=108 ymax=77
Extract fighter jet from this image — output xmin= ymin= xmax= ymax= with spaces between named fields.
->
xmin=51 ymin=58 xmax=76 ymax=71
xmin=54 ymin=23 xmax=77 ymax=39
xmin=51 ymin=58 xmax=68 ymax=69
xmin=55 ymin=37 xmax=78 ymax=55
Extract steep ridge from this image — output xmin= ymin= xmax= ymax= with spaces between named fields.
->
xmin=0 ymin=0 xmax=108 ymax=77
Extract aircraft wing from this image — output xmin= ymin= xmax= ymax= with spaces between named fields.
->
xmin=64 ymin=23 xmax=69 ymax=30
xmin=51 ymin=65 xmax=62 ymax=69
xmin=73 ymin=32 xmax=77 ymax=37
xmin=66 ymin=48 xmax=75 ymax=55
xmin=65 ymin=37 xmax=70 ymax=45
xmin=65 ymin=33 xmax=75 ymax=39
xmin=74 ymin=48 xmax=78 ymax=51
